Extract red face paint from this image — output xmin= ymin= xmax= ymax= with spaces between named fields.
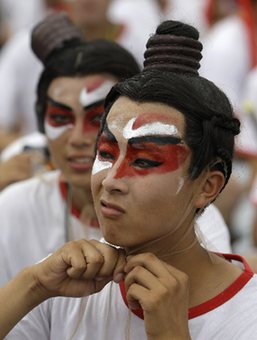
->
xmin=45 ymin=99 xmax=104 ymax=134
xmin=82 ymin=104 xmax=105 ymax=133
xmin=86 ymin=79 xmax=106 ymax=93
xmin=97 ymin=134 xmax=120 ymax=162
xmin=115 ymin=142 xmax=189 ymax=178
xmin=45 ymin=104 xmax=75 ymax=127
xmin=97 ymin=135 xmax=189 ymax=179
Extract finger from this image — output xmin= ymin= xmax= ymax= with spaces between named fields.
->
xmin=124 ymin=265 xmax=159 ymax=292
xmin=63 ymin=246 xmax=88 ymax=279
xmin=77 ymin=240 xmax=104 ymax=279
xmin=125 ymin=253 xmax=168 ymax=279
xmin=60 ymin=240 xmax=103 ymax=280
xmin=89 ymin=240 xmax=122 ymax=279
xmin=126 ymin=282 xmax=149 ymax=310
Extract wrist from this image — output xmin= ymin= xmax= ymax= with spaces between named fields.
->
xmin=20 ymin=266 xmax=51 ymax=307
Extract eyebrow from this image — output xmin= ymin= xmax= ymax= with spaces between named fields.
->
xmin=128 ymin=135 xmax=183 ymax=145
xmin=47 ymin=97 xmax=72 ymax=112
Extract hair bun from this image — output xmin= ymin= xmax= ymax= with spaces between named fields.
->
xmin=31 ymin=12 xmax=84 ymax=64
xmin=143 ymin=20 xmax=203 ymax=75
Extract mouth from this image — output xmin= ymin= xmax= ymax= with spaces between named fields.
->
xmin=100 ymin=199 xmax=125 ymax=218
xmin=67 ymin=156 xmax=93 ymax=171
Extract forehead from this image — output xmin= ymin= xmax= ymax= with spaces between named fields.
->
xmin=47 ymin=74 xmax=117 ymax=103
xmin=106 ymin=96 xmax=185 ymax=136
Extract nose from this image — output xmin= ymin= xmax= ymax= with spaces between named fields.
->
xmin=69 ymin=121 xmax=95 ymax=147
xmin=101 ymin=162 xmax=129 ymax=195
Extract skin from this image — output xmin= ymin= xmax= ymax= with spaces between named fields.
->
xmin=46 ymin=73 xmax=117 ymax=213
xmin=70 ymin=0 xmax=119 ymax=40
xmin=0 ymin=239 xmax=125 ymax=339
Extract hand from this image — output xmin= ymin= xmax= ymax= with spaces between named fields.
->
xmin=31 ymin=239 xmax=126 ymax=300
xmin=0 ymin=153 xmax=33 ymax=190
xmin=124 ymin=253 xmax=190 ymax=340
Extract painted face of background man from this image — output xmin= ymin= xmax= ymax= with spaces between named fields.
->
xmin=45 ymin=74 xmax=116 ymax=188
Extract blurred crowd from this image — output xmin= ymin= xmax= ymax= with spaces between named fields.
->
xmin=1 ymin=0 xmax=257 ymax=272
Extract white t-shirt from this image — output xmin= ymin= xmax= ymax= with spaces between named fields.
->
xmin=7 ymin=254 xmax=257 ymax=339
xmin=0 ymin=30 xmax=43 ymax=135
xmin=1 ymin=0 xmax=46 ymax=34
xmin=200 ymin=15 xmax=251 ymax=110
xmin=236 ymin=66 xmax=257 ymax=159
xmin=0 ymin=170 xmax=102 ymax=287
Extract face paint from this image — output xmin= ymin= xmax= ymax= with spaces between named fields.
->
xmin=123 ymin=115 xmax=178 ymax=140
xmin=45 ymin=97 xmax=105 ymax=140
xmin=82 ymin=103 xmax=105 ymax=133
xmin=94 ymin=114 xmax=189 ymax=178
xmin=45 ymin=102 xmax=74 ymax=140
xmin=114 ymin=141 xmax=189 ymax=178
xmin=79 ymin=79 xmax=115 ymax=107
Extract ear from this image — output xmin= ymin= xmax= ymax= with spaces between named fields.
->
xmin=194 ymin=170 xmax=225 ymax=209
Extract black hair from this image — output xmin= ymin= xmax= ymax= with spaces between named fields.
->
xmin=99 ymin=20 xmax=240 ymax=190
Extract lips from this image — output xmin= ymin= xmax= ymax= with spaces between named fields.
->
xmin=67 ymin=156 xmax=93 ymax=171
xmin=100 ymin=199 xmax=125 ymax=218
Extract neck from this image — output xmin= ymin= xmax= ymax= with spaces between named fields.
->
xmin=70 ymin=184 xmax=92 ymax=212
xmin=126 ymin=210 xmax=199 ymax=260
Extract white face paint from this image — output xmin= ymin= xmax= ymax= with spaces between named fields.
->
xmin=92 ymin=154 xmax=113 ymax=175
xmin=123 ymin=117 xmax=179 ymax=140
xmin=44 ymin=122 xmax=73 ymax=140
xmin=79 ymin=80 xmax=115 ymax=107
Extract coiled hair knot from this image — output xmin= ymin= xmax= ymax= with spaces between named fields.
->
xmin=143 ymin=21 xmax=203 ymax=75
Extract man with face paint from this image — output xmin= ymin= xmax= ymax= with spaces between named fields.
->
xmin=0 ymin=13 xmax=140 ymax=287
xmin=8 ymin=20 xmax=257 ymax=340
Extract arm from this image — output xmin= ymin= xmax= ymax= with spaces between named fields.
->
xmin=0 ymin=239 xmax=125 ymax=338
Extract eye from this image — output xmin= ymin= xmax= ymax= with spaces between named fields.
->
xmin=90 ymin=113 xmax=103 ymax=125
xmin=98 ymin=150 xmax=115 ymax=161
xmin=132 ymin=158 xmax=162 ymax=168
xmin=48 ymin=113 xmax=73 ymax=125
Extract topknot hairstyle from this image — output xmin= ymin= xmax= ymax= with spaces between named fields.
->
xmin=31 ymin=12 xmax=140 ymax=133
xmin=102 ymin=20 xmax=240 ymax=192
xmin=144 ymin=20 xmax=203 ymax=74
xmin=31 ymin=12 xmax=84 ymax=64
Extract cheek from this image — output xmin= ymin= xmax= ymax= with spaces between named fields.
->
xmin=47 ymin=138 xmax=66 ymax=165
xmin=91 ymin=171 xmax=105 ymax=202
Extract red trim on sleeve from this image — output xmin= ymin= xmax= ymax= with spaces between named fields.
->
xmin=119 ymin=253 xmax=254 ymax=320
